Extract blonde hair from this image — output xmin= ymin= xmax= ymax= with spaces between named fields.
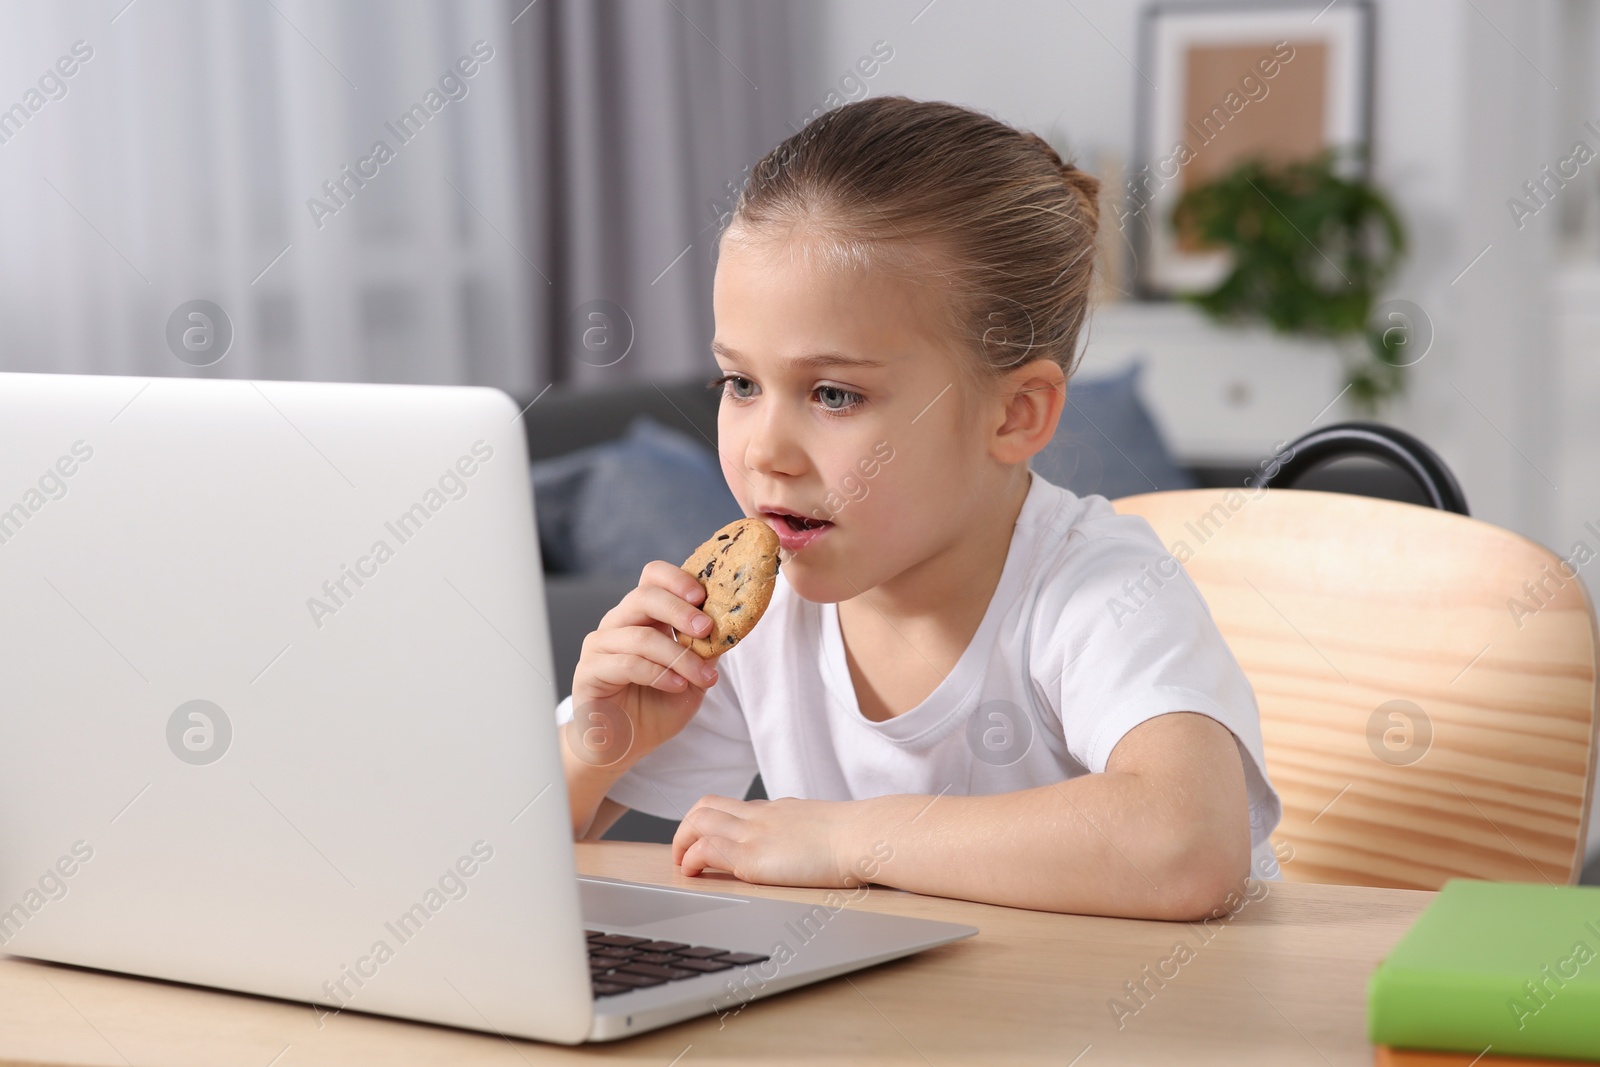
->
xmin=724 ymin=96 xmax=1101 ymax=384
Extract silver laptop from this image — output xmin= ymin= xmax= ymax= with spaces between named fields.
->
xmin=0 ymin=371 xmax=975 ymax=1043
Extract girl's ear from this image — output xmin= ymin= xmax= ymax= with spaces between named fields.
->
xmin=990 ymin=359 xmax=1066 ymax=465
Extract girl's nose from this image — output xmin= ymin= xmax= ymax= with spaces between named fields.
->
xmin=744 ymin=404 xmax=806 ymax=477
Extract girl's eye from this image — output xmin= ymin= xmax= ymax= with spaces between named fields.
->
xmin=708 ymin=373 xmax=757 ymax=400
xmin=816 ymin=385 xmax=864 ymax=414
xmin=707 ymin=373 xmax=864 ymax=415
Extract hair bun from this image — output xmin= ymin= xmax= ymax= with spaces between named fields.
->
xmin=1020 ymin=130 xmax=1064 ymax=168
xmin=1021 ymin=131 xmax=1100 ymax=233
xmin=1059 ymin=163 xmax=1101 ymax=232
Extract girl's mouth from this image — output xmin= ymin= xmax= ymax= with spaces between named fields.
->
xmin=760 ymin=510 xmax=834 ymax=553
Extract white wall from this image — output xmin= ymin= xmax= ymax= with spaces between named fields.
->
xmin=806 ymin=0 xmax=1583 ymax=550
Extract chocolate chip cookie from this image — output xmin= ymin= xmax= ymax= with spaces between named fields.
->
xmin=676 ymin=518 xmax=780 ymax=659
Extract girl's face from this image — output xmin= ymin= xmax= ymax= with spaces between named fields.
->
xmin=710 ymin=226 xmax=1000 ymax=603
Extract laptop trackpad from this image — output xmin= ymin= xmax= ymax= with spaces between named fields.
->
xmin=579 ymin=878 xmax=745 ymax=929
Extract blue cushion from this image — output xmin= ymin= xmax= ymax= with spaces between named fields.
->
xmin=527 ymin=446 xmax=593 ymax=574
xmin=1031 ymin=362 xmax=1196 ymax=499
xmin=529 ymin=416 xmax=742 ymax=577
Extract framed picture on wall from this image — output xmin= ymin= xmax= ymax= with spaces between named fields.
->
xmin=1130 ymin=0 xmax=1374 ymax=296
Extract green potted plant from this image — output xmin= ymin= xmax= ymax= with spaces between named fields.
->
xmin=1173 ymin=151 xmax=1410 ymax=413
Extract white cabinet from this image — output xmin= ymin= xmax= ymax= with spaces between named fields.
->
xmin=1553 ymin=265 xmax=1600 ymax=546
xmin=1077 ymin=301 xmax=1349 ymax=465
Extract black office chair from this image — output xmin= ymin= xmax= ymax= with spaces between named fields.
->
xmin=1255 ymin=421 xmax=1468 ymax=515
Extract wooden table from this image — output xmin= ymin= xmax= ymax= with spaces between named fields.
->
xmin=0 ymin=842 xmax=1430 ymax=1066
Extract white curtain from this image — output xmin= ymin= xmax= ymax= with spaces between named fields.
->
xmin=0 ymin=0 xmax=534 ymax=391
xmin=509 ymin=0 xmax=813 ymax=388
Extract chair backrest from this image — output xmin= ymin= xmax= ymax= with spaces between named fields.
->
xmin=1113 ymin=488 xmax=1599 ymax=889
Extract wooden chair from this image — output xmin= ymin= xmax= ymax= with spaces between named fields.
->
xmin=1113 ymin=426 xmax=1599 ymax=890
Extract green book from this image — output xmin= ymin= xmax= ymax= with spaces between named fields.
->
xmin=1369 ymin=879 xmax=1600 ymax=1059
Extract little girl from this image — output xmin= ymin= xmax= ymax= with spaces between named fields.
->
xmin=556 ymin=96 xmax=1282 ymax=920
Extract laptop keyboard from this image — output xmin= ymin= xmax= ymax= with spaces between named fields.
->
xmin=586 ymin=930 xmax=771 ymax=997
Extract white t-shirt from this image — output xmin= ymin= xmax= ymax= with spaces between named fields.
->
xmin=555 ymin=471 xmax=1284 ymax=879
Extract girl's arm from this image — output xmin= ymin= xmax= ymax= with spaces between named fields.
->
xmin=671 ymin=711 xmax=1254 ymax=921
xmin=559 ymin=558 xmax=725 ymax=841
xmin=581 ymin=797 xmax=631 ymax=841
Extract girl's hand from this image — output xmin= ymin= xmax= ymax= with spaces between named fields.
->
xmin=671 ymin=795 xmax=878 ymax=889
xmin=567 ymin=561 xmax=721 ymax=770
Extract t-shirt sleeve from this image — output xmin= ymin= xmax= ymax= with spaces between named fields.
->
xmin=1033 ymin=511 xmax=1282 ymax=852
xmin=553 ymin=657 xmax=758 ymax=822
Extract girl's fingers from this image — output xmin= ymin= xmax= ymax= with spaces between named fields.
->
xmin=602 ymin=582 xmax=713 ymax=640
xmin=677 ymin=837 xmax=709 ymax=877
xmin=588 ymin=651 xmax=699 ymax=694
xmin=685 ymin=794 xmax=745 ymax=816
xmin=672 ymin=804 xmax=741 ymax=866
xmin=640 ymin=559 xmax=706 ymax=603
xmin=670 ymin=814 xmax=697 ymax=866
xmin=678 ymin=834 xmax=741 ymax=878
xmin=593 ymin=626 xmax=716 ymax=687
